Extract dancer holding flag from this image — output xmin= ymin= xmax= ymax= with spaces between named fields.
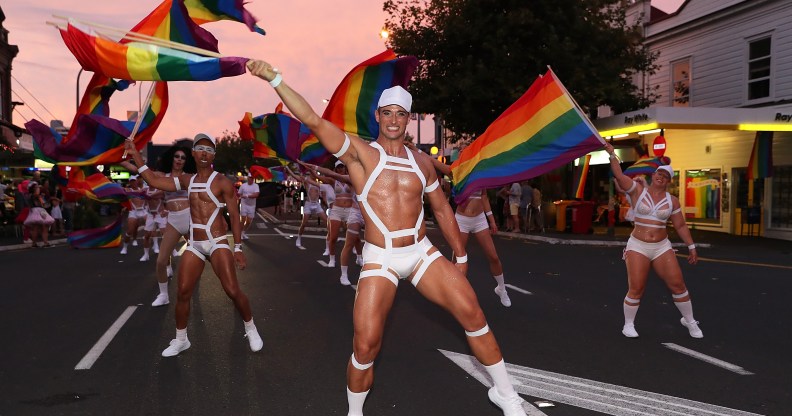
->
xmin=125 ymin=135 xmax=263 ymax=356
xmin=249 ymin=61 xmax=526 ymax=416
xmin=604 ymin=142 xmax=703 ymax=339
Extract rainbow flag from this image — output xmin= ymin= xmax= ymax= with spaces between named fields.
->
xmin=573 ymin=154 xmax=591 ymax=199
xmin=62 ymin=166 xmax=129 ymax=204
xmin=184 ymin=0 xmax=266 ymax=35
xmin=130 ymin=0 xmax=220 ymax=52
xmin=623 ymin=155 xmax=672 ymax=177
xmin=322 ymin=49 xmax=419 ymax=140
xmin=239 ymin=110 xmax=329 ymax=165
xmin=747 ymin=131 xmax=774 ymax=180
xmin=68 ymin=214 xmax=124 ymax=249
xmin=59 ymin=23 xmax=248 ymax=82
xmin=450 ymin=69 xmax=605 ymax=204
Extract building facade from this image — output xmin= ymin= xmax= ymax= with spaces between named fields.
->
xmin=594 ymin=0 xmax=792 ymax=240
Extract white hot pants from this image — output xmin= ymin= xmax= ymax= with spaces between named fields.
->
xmin=240 ymin=203 xmax=256 ymax=218
xmin=624 ymin=236 xmax=673 ymax=261
xmin=167 ymin=209 xmax=191 ymax=235
xmin=455 ymin=212 xmax=489 ymax=234
xmin=303 ymin=201 xmax=324 ymax=216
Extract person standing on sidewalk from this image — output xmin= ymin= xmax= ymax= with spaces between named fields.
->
xmin=249 ymin=60 xmax=526 ymax=416
xmin=125 ymin=135 xmax=263 ymax=356
xmin=604 ymin=143 xmax=703 ymax=339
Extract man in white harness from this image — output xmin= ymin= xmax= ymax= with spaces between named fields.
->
xmin=249 ymin=61 xmax=526 ymax=416
xmin=125 ymin=135 xmax=264 ymax=357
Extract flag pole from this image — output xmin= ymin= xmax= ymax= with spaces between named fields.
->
xmin=122 ymin=82 xmax=156 ymax=159
xmin=547 ymin=65 xmax=606 ymax=145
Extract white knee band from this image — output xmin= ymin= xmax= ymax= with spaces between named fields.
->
xmin=350 ymin=353 xmax=373 ymax=370
xmin=624 ymin=296 xmax=641 ymax=304
xmin=672 ymin=291 xmax=689 ymax=299
xmin=465 ymin=324 xmax=490 ymax=337
xmin=347 ymin=229 xmax=359 ymax=235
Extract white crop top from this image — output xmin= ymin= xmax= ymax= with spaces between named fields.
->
xmin=632 ymin=188 xmax=680 ymax=228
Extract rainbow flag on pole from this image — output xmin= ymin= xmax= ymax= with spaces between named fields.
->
xmin=240 ymin=111 xmax=327 ymax=165
xmin=747 ymin=131 xmax=774 ymax=180
xmin=183 ymin=0 xmax=266 ymax=35
xmin=68 ymin=214 xmax=124 ymax=248
xmin=573 ymin=154 xmax=591 ymax=199
xmin=450 ymin=69 xmax=605 ymax=204
xmin=322 ymin=49 xmax=418 ymax=140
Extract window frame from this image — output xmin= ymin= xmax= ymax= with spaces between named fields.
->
xmin=670 ymin=57 xmax=691 ymax=107
xmin=745 ymin=33 xmax=774 ymax=104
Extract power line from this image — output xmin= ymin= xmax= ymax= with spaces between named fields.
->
xmin=11 ymin=74 xmax=58 ymax=120
xmin=13 ymin=107 xmax=29 ymax=123
xmin=11 ymin=89 xmax=46 ymax=122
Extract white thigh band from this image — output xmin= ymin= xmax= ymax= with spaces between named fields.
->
xmin=350 ymin=353 xmax=373 ymax=370
xmin=624 ymin=296 xmax=641 ymax=304
xmin=465 ymin=324 xmax=490 ymax=337
xmin=672 ymin=290 xmax=689 ymax=299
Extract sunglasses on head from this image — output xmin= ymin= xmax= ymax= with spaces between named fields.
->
xmin=193 ymin=145 xmax=215 ymax=154
xmin=173 ymin=154 xmax=187 ymax=160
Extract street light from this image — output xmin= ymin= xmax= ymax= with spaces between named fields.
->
xmin=380 ymin=28 xmax=389 ymax=40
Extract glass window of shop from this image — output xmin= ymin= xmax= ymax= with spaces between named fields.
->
xmin=771 ymin=166 xmax=792 ymax=229
xmin=684 ymin=169 xmax=721 ymax=224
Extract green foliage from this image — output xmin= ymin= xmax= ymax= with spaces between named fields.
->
xmin=383 ymin=0 xmax=659 ymax=140
xmin=212 ymin=130 xmax=254 ymax=175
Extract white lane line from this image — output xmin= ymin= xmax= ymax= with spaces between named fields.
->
xmin=317 ymin=260 xmax=333 ymax=267
xmin=662 ymin=343 xmax=755 ymax=375
xmin=274 ymin=227 xmax=344 ymax=241
xmin=441 ymin=349 xmax=763 ymax=416
xmin=255 ymin=222 xmax=268 ymax=229
xmin=505 ymin=284 xmax=533 ymax=295
xmin=75 ymin=306 xmax=138 ymax=370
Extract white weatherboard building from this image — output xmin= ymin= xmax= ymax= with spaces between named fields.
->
xmin=594 ymin=0 xmax=792 ymax=240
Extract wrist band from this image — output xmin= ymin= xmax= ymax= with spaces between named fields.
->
xmin=269 ymin=73 xmax=283 ymax=88
xmin=138 ymin=165 xmax=149 ymax=174
xmin=688 ymin=244 xmax=696 ymax=250
xmin=455 ymin=254 xmax=468 ymax=264
xmin=485 ymin=211 xmax=493 ymax=217
xmin=234 ymin=243 xmax=243 ymax=252
xmin=609 ymin=154 xmax=617 ymax=160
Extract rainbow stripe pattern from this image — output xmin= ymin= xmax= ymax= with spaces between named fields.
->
xmin=59 ymin=23 xmax=248 ymax=82
xmin=623 ymin=155 xmax=672 ymax=177
xmin=184 ymin=0 xmax=266 ymax=35
xmin=747 ymin=131 xmax=774 ymax=180
xmin=322 ymin=49 xmax=418 ymax=140
xmin=68 ymin=214 xmax=124 ymax=249
xmin=239 ymin=111 xmax=329 ymax=165
xmin=450 ymin=69 xmax=605 ymax=204
xmin=574 ymin=154 xmax=591 ymax=199
xmin=130 ymin=0 xmax=220 ymax=52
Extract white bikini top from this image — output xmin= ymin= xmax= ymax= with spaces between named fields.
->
xmin=164 ymin=173 xmax=189 ymax=203
xmin=146 ymin=188 xmax=163 ymax=213
xmin=305 ymin=182 xmax=321 ymax=203
xmin=632 ymin=188 xmax=680 ymax=228
xmin=356 ymin=142 xmax=439 ymax=250
xmin=188 ymin=171 xmax=225 ymax=241
xmin=334 ymin=181 xmax=353 ymax=200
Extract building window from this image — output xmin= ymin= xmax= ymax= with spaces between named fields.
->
xmin=748 ymin=37 xmax=771 ymax=100
xmin=771 ymin=166 xmax=792 ymax=229
xmin=684 ymin=168 xmax=721 ymax=224
xmin=671 ymin=59 xmax=690 ymax=107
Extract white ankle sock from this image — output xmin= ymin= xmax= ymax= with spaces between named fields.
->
xmin=484 ymin=359 xmax=516 ymax=398
xmin=340 ymin=265 xmax=348 ymax=277
xmin=674 ymin=300 xmax=696 ymax=323
xmin=493 ymin=273 xmax=505 ymax=288
xmin=623 ymin=302 xmax=639 ymax=325
xmin=176 ymin=328 xmax=187 ymax=342
xmin=158 ymin=282 xmax=168 ymax=295
xmin=244 ymin=319 xmax=256 ymax=332
xmin=346 ymin=387 xmax=369 ymax=416
xmin=143 ymin=248 xmax=150 ymax=255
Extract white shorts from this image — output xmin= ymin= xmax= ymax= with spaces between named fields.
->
xmin=328 ymin=205 xmax=352 ymax=222
xmin=303 ymin=201 xmax=324 ymax=216
xmin=624 ymin=236 xmax=673 ymax=261
xmin=347 ymin=208 xmax=364 ymax=226
xmin=359 ymin=238 xmax=443 ymax=287
xmin=240 ymin=203 xmax=256 ymax=218
xmin=167 ymin=209 xmax=191 ymax=235
xmin=144 ymin=213 xmax=167 ymax=232
xmin=185 ymin=235 xmax=231 ymax=261
xmin=129 ymin=209 xmax=148 ymax=220
xmin=455 ymin=212 xmax=489 ymax=234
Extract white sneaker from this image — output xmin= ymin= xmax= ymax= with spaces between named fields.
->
xmin=622 ymin=323 xmax=639 ymax=338
xmin=245 ymin=329 xmax=263 ymax=352
xmin=153 ymin=244 xmax=160 ymax=254
xmin=132 ymin=240 xmax=138 ymax=247
xmin=487 ymin=387 xmax=526 ymax=416
xmin=340 ymin=275 xmax=351 ymax=286
xmin=327 ymin=259 xmax=336 ymax=268
xmin=680 ymin=318 xmax=703 ymax=338
xmin=139 ymin=253 xmax=149 ymax=262
xmin=151 ymin=293 xmax=169 ymax=307
xmin=120 ymin=246 xmax=128 ymax=255
xmin=242 ymin=232 xmax=249 ymax=240
xmin=161 ymin=338 xmax=190 ymax=357
xmin=166 ymin=265 xmax=173 ymax=278
xmin=494 ymin=286 xmax=512 ymax=307
xmin=322 ymin=249 xmax=330 ymax=256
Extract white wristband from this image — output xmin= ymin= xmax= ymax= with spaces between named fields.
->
xmin=455 ymin=254 xmax=468 ymax=264
xmin=269 ymin=73 xmax=282 ymax=88
xmin=485 ymin=211 xmax=493 ymax=217
xmin=688 ymin=244 xmax=696 ymax=250
xmin=138 ymin=165 xmax=149 ymax=174
xmin=235 ymin=243 xmax=243 ymax=253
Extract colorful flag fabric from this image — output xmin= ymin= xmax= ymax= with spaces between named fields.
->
xmin=623 ymin=155 xmax=672 ymax=177
xmin=573 ymin=154 xmax=591 ymax=199
xmin=129 ymin=0 xmax=220 ymax=52
xmin=68 ymin=214 xmax=124 ymax=248
xmin=249 ymin=165 xmax=273 ymax=180
xmin=59 ymin=23 xmax=248 ymax=82
xmin=61 ymin=166 xmax=130 ymax=204
xmin=183 ymin=0 xmax=266 ymax=35
xmin=747 ymin=131 xmax=774 ymax=180
xmin=240 ymin=111 xmax=329 ymax=165
xmin=322 ymin=49 xmax=419 ymax=140
xmin=450 ymin=69 xmax=606 ymax=204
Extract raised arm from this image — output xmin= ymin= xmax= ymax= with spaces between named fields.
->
xmin=604 ymin=142 xmax=641 ymax=196
xmin=124 ymin=141 xmax=186 ymax=191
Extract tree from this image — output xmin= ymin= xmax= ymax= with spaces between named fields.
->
xmin=383 ymin=0 xmax=658 ymax=140
xmin=212 ymin=130 xmax=254 ymax=175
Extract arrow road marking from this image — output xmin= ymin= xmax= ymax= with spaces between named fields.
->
xmin=505 ymin=284 xmax=533 ymax=295
xmin=75 ymin=306 xmax=138 ymax=370
xmin=440 ymin=349 xmax=763 ymax=416
xmin=662 ymin=343 xmax=755 ymax=375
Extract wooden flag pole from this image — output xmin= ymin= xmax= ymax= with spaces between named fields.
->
xmin=122 ymin=82 xmax=156 ymax=159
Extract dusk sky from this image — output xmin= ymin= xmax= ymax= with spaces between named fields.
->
xmin=4 ymin=0 xmax=684 ymax=145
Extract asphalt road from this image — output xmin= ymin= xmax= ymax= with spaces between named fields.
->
xmin=1 ymin=215 xmax=790 ymax=416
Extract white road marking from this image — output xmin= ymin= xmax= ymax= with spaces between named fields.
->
xmin=440 ymin=349 xmax=763 ymax=416
xmin=255 ymin=222 xmax=268 ymax=229
xmin=505 ymin=284 xmax=533 ymax=295
xmin=317 ymin=260 xmax=333 ymax=268
xmin=662 ymin=343 xmax=755 ymax=375
xmin=274 ymin=227 xmax=344 ymax=241
xmin=75 ymin=306 xmax=138 ymax=370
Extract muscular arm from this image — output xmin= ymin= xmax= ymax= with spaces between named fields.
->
xmin=223 ymin=180 xmax=243 ymax=243
xmin=420 ymin=156 xmax=466 ymax=259
xmin=668 ymin=196 xmax=698 ymax=264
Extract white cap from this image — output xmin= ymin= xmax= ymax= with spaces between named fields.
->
xmin=193 ymin=133 xmax=216 ymax=147
xmin=656 ymin=165 xmax=674 ymax=178
xmin=377 ymin=86 xmax=412 ymax=112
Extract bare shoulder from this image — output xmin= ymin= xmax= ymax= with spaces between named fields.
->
xmin=409 ymin=147 xmax=437 ymax=181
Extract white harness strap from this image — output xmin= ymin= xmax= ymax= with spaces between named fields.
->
xmin=186 ymin=172 xmax=229 ymax=261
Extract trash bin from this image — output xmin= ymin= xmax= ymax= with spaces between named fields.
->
xmin=571 ymin=201 xmax=595 ymax=234
xmin=553 ymin=200 xmax=577 ymax=232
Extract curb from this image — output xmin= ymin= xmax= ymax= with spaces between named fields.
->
xmin=0 ymin=238 xmax=69 ymax=252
